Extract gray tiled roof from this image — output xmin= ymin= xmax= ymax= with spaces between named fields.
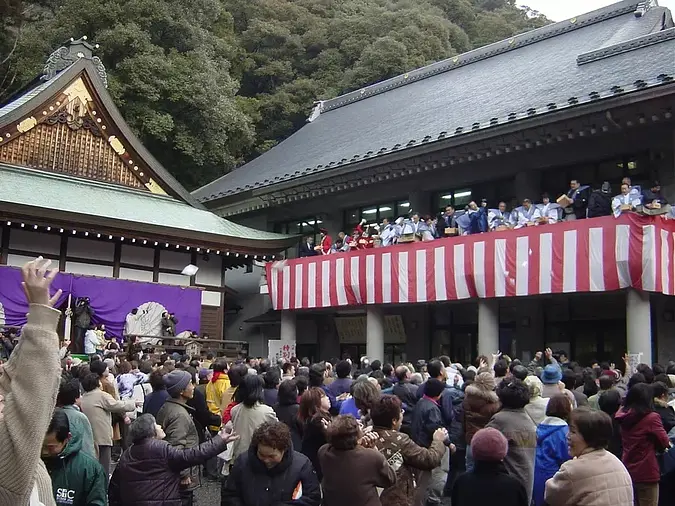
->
xmin=0 ymin=79 xmax=59 ymax=118
xmin=193 ymin=0 xmax=675 ymax=203
xmin=0 ymin=164 xmax=298 ymax=251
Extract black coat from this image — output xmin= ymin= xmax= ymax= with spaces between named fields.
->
xmin=436 ymin=213 xmax=459 ymax=238
xmin=221 ymin=444 xmax=321 ymax=506
xmin=274 ymin=403 xmax=303 ymax=450
xmin=392 ymin=381 xmax=419 ymax=433
xmin=655 ymin=402 xmax=675 ymax=433
xmin=411 ymin=396 xmax=444 ymax=448
xmin=299 ymin=242 xmax=318 ymax=257
xmin=109 ymin=436 xmax=228 ymax=506
xmin=567 ymin=186 xmax=591 ymax=219
xmin=586 ymin=190 xmax=612 ymax=218
xmin=300 ymin=416 xmax=329 ymax=481
xmin=187 ymin=386 xmax=221 ymax=442
xmin=451 ymin=461 xmax=529 ymax=506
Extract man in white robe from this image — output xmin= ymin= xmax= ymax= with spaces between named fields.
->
xmin=536 ymin=193 xmax=560 ymax=225
xmin=513 ymin=199 xmax=540 ymax=229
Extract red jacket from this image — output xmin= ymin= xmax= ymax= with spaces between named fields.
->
xmin=615 ymin=408 xmax=670 ymax=483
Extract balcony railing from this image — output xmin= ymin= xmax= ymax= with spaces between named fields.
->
xmin=265 ymin=214 xmax=675 ymax=310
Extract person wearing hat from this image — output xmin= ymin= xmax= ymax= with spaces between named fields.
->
xmin=540 ymin=362 xmax=565 ymax=399
xmin=463 ymin=372 xmax=501 ymax=472
xmin=316 ymin=228 xmax=332 ymax=255
xmin=451 ymin=427 xmax=529 ymax=506
xmin=156 ymin=370 xmax=202 ymax=505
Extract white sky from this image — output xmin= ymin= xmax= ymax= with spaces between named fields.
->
xmin=521 ymin=0 xmax=675 ymax=21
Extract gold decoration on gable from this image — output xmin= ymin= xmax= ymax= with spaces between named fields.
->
xmin=108 ymin=135 xmax=126 ymax=155
xmin=16 ymin=117 xmax=37 ymax=133
xmin=63 ymin=78 xmax=93 ymax=108
xmin=145 ymin=178 xmax=168 ymax=195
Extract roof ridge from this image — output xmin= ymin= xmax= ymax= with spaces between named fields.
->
xmin=317 ymin=0 xmax=641 ymax=116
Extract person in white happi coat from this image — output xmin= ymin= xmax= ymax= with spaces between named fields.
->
xmin=379 ymin=217 xmax=400 ymax=247
xmin=612 ymin=183 xmax=642 ymax=217
xmin=513 ymin=198 xmax=540 ymax=228
xmin=488 ymin=201 xmax=512 ymax=231
xmin=535 ymin=193 xmax=561 ymax=225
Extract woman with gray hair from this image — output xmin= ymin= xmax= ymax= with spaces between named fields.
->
xmin=109 ymin=414 xmax=238 ymax=506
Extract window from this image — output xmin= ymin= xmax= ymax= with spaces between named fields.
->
xmin=434 ymin=188 xmax=473 ymax=212
xmin=274 ymin=217 xmax=323 ymax=244
xmin=343 ymin=200 xmax=410 ymax=233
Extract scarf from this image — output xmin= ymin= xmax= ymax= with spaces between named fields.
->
xmin=211 ymin=371 xmax=225 ymax=383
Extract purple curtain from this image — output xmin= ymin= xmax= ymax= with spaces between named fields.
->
xmin=0 ymin=266 xmax=202 ymax=338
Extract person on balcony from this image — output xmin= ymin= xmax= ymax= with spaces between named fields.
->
xmin=299 ymin=237 xmax=319 ymax=257
xmin=612 ymin=183 xmax=641 ymax=217
xmin=563 ymin=180 xmax=590 ymax=221
xmin=437 ymin=205 xmax=460 ymax=237
xmin=380 ymin=218 xmax=400 ymax=246
xmin=466 ymin=201 xmax=488 ymax=234
xmin=587 ymin=182 xmax=613 ymax=219
xmin=513 ymin=199 xmax=539 ymax=229
xmin=316 ymin=228 xmax=332 ymax=255
xmin=488 ymin=202 xmax=512 ymax=231
xmin=333 ymin=232 xmax=351 ymax=253
xmin=642 ymin=180 xmax=668 ymax=210
xmin=535 ymin=194 xmax=560 ymax=225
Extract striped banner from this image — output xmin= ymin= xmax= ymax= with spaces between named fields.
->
xmin=266 ymin=214 xmax=675 ymax=310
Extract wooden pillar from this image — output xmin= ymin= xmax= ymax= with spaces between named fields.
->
xmin=59 ymin=234 xmax=68 ymax=272
xmin=152 ymin=247 xmax=160 ymax=283
xmin=190 ymin=250 xmax=197 ymax=286
xmin=218 ymin=257 xmax=227 ymax=340
xmin=112 ymin=242 xmax=121 ymax=278
xmin=0 ymin=224 xmax=10 ymax=265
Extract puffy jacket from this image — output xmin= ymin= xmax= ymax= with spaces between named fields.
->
xmin=445 ymin=387 xmax=466 ymax=449
xmin=615 ymin=408 xmax=670 ymax=483
xmin=205 ymin=373 xmax=230 ymax=430
xmin=533 ymin=417 xmax=571 ymax=506
xmin=156 ymin=399 xmax=202 ymax=490
xmin=221 ymin=444 xmax=321 ymax=506
xmin=43 ymin=434 xmax=107 ymax=506
xmin=109 ymin=436 xmax=228 ymax=506
xmin=462 ymin=384 xmax=501 ymax=444
xmin=411 ymin=396 xmax=444 ymax=448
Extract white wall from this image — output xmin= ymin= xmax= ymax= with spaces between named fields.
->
xmin=158 ymin=272 xmax=191 ymax=286
xmin=160 ymin=250 xmax=191 ymax=271
xmin=202 ymin=290 xmax=221 ymax=307
xmin=121 ymin=245 xmax=154 ymax=267
xmin=119 ymin=267 xmax=154 ymax=282
xmin=9 ymin=229 xmax=60 ymax=255
xmin=7 ymin=253 xmax=59 ymax=267
xmin=68 ymin=237 xmax=114 ymax=261
xmin=195 ymin=254 xmax=222 ymax=286
xmin=65 ymin=262 xmax=114 ymax=277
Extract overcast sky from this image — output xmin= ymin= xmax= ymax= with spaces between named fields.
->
xmin=522 ymin=0 xmax=675 ymax=21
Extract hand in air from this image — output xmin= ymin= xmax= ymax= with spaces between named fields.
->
xmin=21 ymin=257 xmax=61 ymax=306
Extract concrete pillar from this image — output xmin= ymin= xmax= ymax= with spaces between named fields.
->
xmin=280 ymin=310 xmax=297 ymax=343
xmin=515 ymin=170 xmax=542 ymax=204
xmin=478 ymin=299 xmax=499 ymax=357
xmin=366 ymin=306 xmax=385 ymax=362
xmin=626 ymin=289 xmax=653 ymax=363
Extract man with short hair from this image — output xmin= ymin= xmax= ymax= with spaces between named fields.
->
xmin=281 ymin=362 xmax=295 ymax=381
xmin=56 ymin=378 xmax=96 ymax=458
xmin=588 ymin=375 xmax=615 ymax=411
xmin=327 ymin=360 xmax=353 ymax=398
xmin=392 ymin=365 xmax=419 ymax=434
xmin=42 ymin=409 xmax=107 ymax=506
xmin=156 ymin=370 xmax=201 ymax=505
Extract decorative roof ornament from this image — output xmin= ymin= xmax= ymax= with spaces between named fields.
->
xmin=307 ymin=100 xmax=325 ymax=122
xmin=635 ymin=0 xmax=656 ymax=17
xmin=42 ymin=36 xmax=108 ymax=88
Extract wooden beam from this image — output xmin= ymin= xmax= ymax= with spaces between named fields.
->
xmin=113 ymin=242 xmax=121 ymax=278
xmin=59 ymin=234 xmax=68 ymax=271
xmin=153 ymin=247 xmax=160 ymax=283
xmin=218 ymin=254 xmax=227 ymax=340
xmin=0 ymin=224 xmax=9 ymax=265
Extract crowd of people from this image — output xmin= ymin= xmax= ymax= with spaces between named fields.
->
xmin=299 ymin=178 xmax=670 ymax=256
xmin=4 ymin=257 xmax=675 ymax=506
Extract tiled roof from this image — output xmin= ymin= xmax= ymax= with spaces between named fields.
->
xmin=193 ymin=0 xmax=675 ymax=204
xmin=0 ymin=164 xmax=298 ymax=251
xmin=0 ymin=79 xmax=60 ymax=118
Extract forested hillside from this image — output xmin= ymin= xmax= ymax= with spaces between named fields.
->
xmin=0 ymin=0 xmax=548 ymax=190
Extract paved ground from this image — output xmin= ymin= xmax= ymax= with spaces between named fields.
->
xmin=195 ymin=478 xmax=222 ymax=505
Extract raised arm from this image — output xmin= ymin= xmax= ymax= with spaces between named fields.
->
xmin=167 ymin=434 xmax=230 ymax=471
xmin=0 ymin=258 xmax=63 ymax=505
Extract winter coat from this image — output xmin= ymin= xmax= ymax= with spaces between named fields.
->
xmin=462 ymin=384 xmax=501 ymax=444
xmin=615 ymin=408 xmax=670 ymax=483
xmin=186 ymin=387 xmax=221 ymax=443
xmin=205 ymin=373 xmax=231 ymax=431
xmin=524 ymin=396 xmax=549 ymax=426
xmin=44 ymin=429 xmax=107 ymax=506
xmin=142 ymin=389 xmax=170 ymax=418
xmin=486 ymin=408 xmax=537 ymax=505
xmin=319 ymin=444 xmax=397 ymax=506
xmin=411 ymin=396 xmax=444 ymax=449
xmin=327 ymin=377 xmax=353 ymax=398
xmin=373 ymin=427 xmax=445 ymax=506
xmin=221 ymin=443 xmax=321 ymax=506
xmin=61 ymin=405 xmax=96 ymax=458
xmin=156 ymin=399 xmax=202 ymax=491
xmin=230 ymin=402 xmax=278 ymax=462
xmin=445 ymin=387 xmax=466 ymax=450
xmin=415 ymin=381 xmax=455 ymax=427
xmin=262 ymin=388 xmax=278 ymax=407
xmin=80 ymin=388 xmax=136 ymax=448
xmin=109 ymin=435 xmax=228 ymax=506
xmin=533 ymin=417 xmax=571 ymax=506
xmin=451 ymin=461 xmax=529 ymax=506
xmin=393 ymin=381 xmax=419 ymax=433
xmin=301 ymin=415 xmax=329 ymax=481
xmin=274 ymin=403 xmax=303 ymax=450
xmin=587 ymin=190 xmax=612 ymax=219
xmin=544 ymin=448 xmax=633 ymax=506
xmin=654 ymin=398 xmax=675 ymax=433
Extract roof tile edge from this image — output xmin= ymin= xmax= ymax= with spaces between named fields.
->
xmin=321 ymin=1 xmax=640 ymax=114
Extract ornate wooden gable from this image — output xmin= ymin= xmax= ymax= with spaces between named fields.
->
xmin=0 ymin=38 xmax=175 ymax=198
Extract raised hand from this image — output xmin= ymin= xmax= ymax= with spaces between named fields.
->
xmin=21 ymin=257 xmax=61 ymax=307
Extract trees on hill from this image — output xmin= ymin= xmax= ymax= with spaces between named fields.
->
xmin=0 ymin=0 xmax=548 ymax=190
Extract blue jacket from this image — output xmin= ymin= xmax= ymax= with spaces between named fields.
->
xmin=415 ymin=380 xmax=455 ymax=430
xmin=533 ymin=417 xmax=571 ymax=506
xmin=411 ymin=396 xmax=445 ymax=448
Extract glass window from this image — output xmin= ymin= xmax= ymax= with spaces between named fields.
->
xmin=396 ymin=201 xmax=411 ymax=217
xmin=434 ymin=188 xmax=473 ymax=212
xmin=378 ymin=204 xmax=395 ymax=221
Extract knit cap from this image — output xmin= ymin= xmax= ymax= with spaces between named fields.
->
xmin=473 ymin=372 xmax=496 ymax=392
xmin=471 ymin=427 xmax=508 ymax=462
xmin=164 ymin=370 xmax=191 ymax=397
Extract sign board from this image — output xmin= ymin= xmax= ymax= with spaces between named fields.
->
xmin=334 ymin=315 xmax=407 ymax=344
xmin=627 ymin=352 xmax=643 ymax=375
xmin=269 ymin=340 xmax=296 ymax=363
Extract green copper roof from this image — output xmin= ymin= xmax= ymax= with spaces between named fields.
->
xmin=0 ymin=164 xmax=297 ymax=252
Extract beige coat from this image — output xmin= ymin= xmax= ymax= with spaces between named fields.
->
xmin=0 ymin=304 xmax=61 ymax=506
xmin=544 ymin=448 xmax=633 ymax=506
xmin=80 ymin=388 xmax=135 ymax=448
xmin=230 ymin=402 xmax=278 ymax=461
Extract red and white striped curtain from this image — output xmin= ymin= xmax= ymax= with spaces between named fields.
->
xmin=266 ymin=214 xmax=675 ymax=310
